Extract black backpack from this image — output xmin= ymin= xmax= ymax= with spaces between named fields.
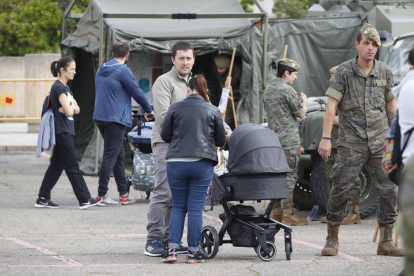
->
xmin=382 ymin=111 xmax=414 ymax=185
xmin=41 ymin=95 xmax=50 ymax=118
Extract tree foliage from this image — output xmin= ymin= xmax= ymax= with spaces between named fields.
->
xmin=0 ymin=0 xmax=89 ymax=56
xmin=273 ymin=0 xmax=313 ymax=19
xmin=239 ymin=0 xmax=263 ymax=13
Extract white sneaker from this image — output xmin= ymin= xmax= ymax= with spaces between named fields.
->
xmin=97 ymin=195 xmax=121 ymax=207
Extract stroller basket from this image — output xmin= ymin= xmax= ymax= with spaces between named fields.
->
xmin=219 ymin=206 xmax=281 ymax=247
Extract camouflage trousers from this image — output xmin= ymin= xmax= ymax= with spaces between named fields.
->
xmin=327 ymin=147 xmax=398 ymax=224
xmin=399 ymin=163 xmax=414 ymax=275
xmin=281 ymin=148 xmax=300 ymax=206
xmin=325 ymin=148 xmax=360 ymax=203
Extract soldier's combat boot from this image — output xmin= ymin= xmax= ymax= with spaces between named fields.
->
xmin=341 ymin=201 xmax=362 ymax=225
xmin=282 ymin=203 xmax=308 ymax=226
xmin=320 ymin=216 xmax=328 ymax=223
xmin=271 ymin=202 xmax=282 ymax=222
xmin=322 ymin=222 xmax=340 ymax=256
xmin=377 ymin=224 xmax=404 ymax=256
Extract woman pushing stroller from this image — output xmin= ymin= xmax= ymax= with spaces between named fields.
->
xmin=160 ymin=74 xmax=226 ymax=263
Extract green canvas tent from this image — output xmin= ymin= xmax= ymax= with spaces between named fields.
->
xmin=61 ymin=0 xmax=363 ymax=175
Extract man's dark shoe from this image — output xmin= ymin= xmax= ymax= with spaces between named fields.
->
xmin=35 ymin=198 xmax=60 ymax=209
xmin=79 ymin=198 xmax=102 ymax=209
xmin=145 ymin=239 xmax=165 ymax=257
xmin=162 ymin=241 xmax=188 ymax=254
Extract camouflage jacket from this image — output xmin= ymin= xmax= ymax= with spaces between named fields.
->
xmin=326 ymin=58 xmax=395 ymax=153
xmin=264 ymin=79 xmax=305 ymax=152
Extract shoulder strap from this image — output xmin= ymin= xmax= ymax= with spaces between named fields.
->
xmin=402 ymin=127 xmax=414 ymax=153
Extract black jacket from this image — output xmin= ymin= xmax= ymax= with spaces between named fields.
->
xmin=161 ymin=94 xmax=226 ymax=165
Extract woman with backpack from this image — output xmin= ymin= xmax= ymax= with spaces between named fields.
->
xmin=35 ymin=57 xmax=101 ymax=210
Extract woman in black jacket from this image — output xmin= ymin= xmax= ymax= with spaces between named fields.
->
xmin=160 ymin=74 xmax=226 ymax=263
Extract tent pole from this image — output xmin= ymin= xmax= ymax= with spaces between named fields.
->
xmin=253 ymin=0 xmax=268 ymax=123
xmin=61 ymin=0 xmax=78 ymax=41
xmin=94 ymin=12 xmax=105 ymax=174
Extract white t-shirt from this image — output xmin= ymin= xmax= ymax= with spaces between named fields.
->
xmin=398 ymin=78 xmax=414 ymax=164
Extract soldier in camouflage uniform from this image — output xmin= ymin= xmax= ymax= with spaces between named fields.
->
xmin=318 ymin=24 xmax=402 ymax=257
xmin=320 ymin=66 xmax=362 ymax=225
xmin=264 ymin=58 xmax=308 ymax=226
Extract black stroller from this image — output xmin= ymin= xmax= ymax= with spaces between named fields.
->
xmin=125 ymin=114 xmax=155 ymax=199
xmin=201 ymin=124 xmax=293 ymax=261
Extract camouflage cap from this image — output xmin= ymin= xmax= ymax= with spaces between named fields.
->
xmin=360 ymin=23 xmax=381 ymax=46
xmin=278 ymin=58 xmax=299 ymax=71
xmin=330 ymin=66 xmax=338 ymax=74
xmin=214 ymin=55 xmax=231 ymax=68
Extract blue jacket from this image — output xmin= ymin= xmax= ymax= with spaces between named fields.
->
xmin=93 ymin=59 xmax=152 ymax=127
xmin=37 ymin=109 xmax=55 ymax=157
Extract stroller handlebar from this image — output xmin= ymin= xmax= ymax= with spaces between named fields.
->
xmin=132 ymin=114 xmax=155 ymax=121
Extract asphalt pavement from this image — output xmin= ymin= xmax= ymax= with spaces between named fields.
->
xmin=0 ymin=150 xmax=405 ymax=276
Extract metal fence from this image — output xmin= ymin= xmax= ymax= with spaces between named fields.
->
xmin=0 ymin=79 xmax=55 ymax=121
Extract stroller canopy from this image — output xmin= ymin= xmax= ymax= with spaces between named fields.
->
xmin=228 ymin=124 xmax=290 ymax=174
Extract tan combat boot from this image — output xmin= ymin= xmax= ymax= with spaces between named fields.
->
xmin=320 ymin=216 xmax=328 ymax=223
xmin=271 ymin=202 xmax=282 ymax=222
xmin=377 ymin=224 xmax=404 ymax=256
xmin=282 ymin=203 xmax=308 ymax=226
xmin=322 ymin=222 xmax=340 ymax=256
xmin=341 ymin=201 xmax=361 ymax=225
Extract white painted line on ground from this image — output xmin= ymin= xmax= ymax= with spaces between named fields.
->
xmin=3 ymin=237 xmax=83 ymax=266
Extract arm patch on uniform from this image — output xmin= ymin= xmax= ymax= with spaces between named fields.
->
xmin=385 ymin=91 xmax=395 ymax=102
xmin=293 ymin=107 xmax=306 ymax=118
xmin=326 ymin=87 xmax=343 ymax=102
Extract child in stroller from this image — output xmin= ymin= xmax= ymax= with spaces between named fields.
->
xmin=202 ymin=123 xmax=294 ymax=261
xmin=125 ymin=113 xmax=155 ymax=199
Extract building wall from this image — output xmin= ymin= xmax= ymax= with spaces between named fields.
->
xmin=0 ymin=54 xmax=60 ymax=118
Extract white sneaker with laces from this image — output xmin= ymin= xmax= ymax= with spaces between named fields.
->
xmin=97 ymin=195 xmax=121 ymax=207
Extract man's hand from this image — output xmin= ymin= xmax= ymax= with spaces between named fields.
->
xmin=144 ymin=112 xmax=154 ymax=121
xmin=333 ymin=115 xmax=339 ymax=126
xmin=225 ymin=129 xmax=232 ymax=141
xmin=318 ymin=139 xmax=331 ymax=161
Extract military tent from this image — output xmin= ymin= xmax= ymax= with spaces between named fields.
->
xmin=61 ymin=0 xmax=363 ymax=174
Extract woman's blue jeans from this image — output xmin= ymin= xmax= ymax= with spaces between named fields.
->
xmin=167 ymin=159 xmax=214 ymax=252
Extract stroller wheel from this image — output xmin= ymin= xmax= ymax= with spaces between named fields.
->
xmin=285 ymin=242 xmax=292 ymax=260
xmin=200 ymin=225 xmax=219 ymax=259
xmin=256 ymin=241 xmax=277 ymax=261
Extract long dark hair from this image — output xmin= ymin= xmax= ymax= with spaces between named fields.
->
xmin=188 ymin=74 xmax=210 ymax=103
xmin=50 ymin=57 xmax=74 ymax=77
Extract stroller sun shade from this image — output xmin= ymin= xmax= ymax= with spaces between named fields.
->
xmin=227 ymin=124 xmax=290 ymax=175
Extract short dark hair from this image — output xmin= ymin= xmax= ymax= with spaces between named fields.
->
xmin=112 ymin=42 xmax=130 ymax=58
xmin=357 ymin=31 xmax=363 ymax=44
xmin=50 ymin=56 xmax=74 ymax=77
xmin=172 ymin=41 xmax=194 ymax=58
xmin=407 ymin=47 xmax=414 ymax=66
xmin=276 ymin=64 xmax=297 ymax=78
